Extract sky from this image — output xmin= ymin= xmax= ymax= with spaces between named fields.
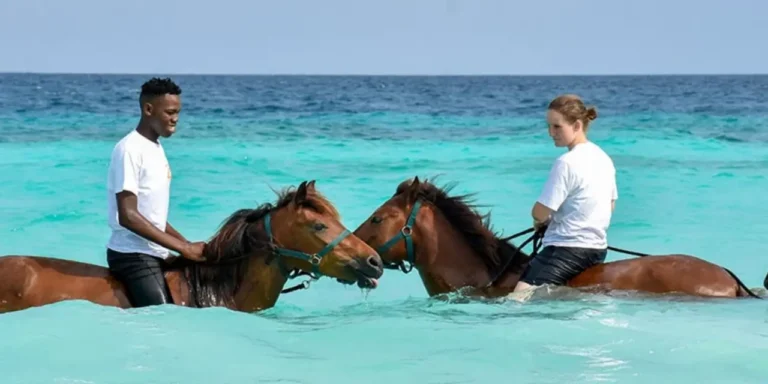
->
xmin=0 ymin=0 xmax=766 ymax=75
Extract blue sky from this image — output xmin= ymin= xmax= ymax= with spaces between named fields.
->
xmin=0 ymin=0 xmax=765 ymax=75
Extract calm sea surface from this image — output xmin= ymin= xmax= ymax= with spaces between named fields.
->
xmin=1 ymin=74 xmax=767 ymax=383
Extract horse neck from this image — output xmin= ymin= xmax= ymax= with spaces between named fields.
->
xmin=485 ymin=247 xmax=527 ymax=295
xmin=232 ymin=256 xmax=289 ymax=312
xmin=416 ymin=206 xmax=494 ymax=296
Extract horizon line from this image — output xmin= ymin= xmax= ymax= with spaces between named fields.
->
xmin=1 ymin=71 xmax=767 ymax=77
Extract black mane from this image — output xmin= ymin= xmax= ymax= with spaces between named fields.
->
xmin=170 ymin=184 xmax=339 ymax=308
xmin=397 ymin=177 xmax=531 ymax=275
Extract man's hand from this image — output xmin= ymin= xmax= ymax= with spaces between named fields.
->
xmin=180 ymin=241 xmax=207 ymax=262
xmin=117 ymin=191 xmax=190 ymax=254
xmin=116 ymin=191 xmax=208 ymax=262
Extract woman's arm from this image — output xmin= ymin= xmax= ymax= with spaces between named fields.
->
xmin=532 ymin=159 xmax=571 ymax=228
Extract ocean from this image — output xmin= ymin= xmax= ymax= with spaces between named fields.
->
xmin=1 ymin=73 xmax=767 ymax=383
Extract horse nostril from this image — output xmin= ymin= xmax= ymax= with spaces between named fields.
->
xmin=366 ymin=255 xmax=381 ymax=269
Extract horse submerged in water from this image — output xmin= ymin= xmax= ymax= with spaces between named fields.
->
xmin=353 ymin=176 xmax=764 ymax=300
xmin=0 ymin=180 xmax=383 ymax=314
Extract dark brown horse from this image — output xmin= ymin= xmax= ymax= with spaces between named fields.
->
xmin=353 ymin=177 xmax=763 ymax=299
xmin=0 ymin=180 xmax=383 ymax=314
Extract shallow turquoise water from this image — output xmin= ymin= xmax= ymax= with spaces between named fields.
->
xmin=1 ymin=74 xmax=767 ymax=383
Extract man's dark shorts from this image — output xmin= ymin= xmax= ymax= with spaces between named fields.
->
xmin=520 ymin=245 xmax=607 ymax=286
xmin=107 ymin=248 xmax=173 ymax=307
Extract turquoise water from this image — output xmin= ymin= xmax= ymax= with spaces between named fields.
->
xmin=1 ymin=74 xmax=768 ymax=383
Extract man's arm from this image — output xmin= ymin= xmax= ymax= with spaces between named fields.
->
xmin=117 ymin=192 xmax=189 ymax=254
xmin=110 ymin=146 xmax=190 ymax=255
xmin=165 ymin=222 xmax=188 ymax=243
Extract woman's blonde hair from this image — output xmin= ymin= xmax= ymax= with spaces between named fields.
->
xmin=548 ymin=94 xmax=598 ymax=132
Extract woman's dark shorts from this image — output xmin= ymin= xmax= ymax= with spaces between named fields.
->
xmin=520 ymin=245 xmax=607 ymax=286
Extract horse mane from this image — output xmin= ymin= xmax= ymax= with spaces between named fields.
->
xmin=171 ymin=184 xmax=339 ymax=308
xmin=396 ymin=177 xmax=530 ymax=275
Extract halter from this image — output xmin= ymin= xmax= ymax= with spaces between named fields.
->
xmin=375 ymin=200 xmax=421 ymax=273
xmin=194 ymin=211 xmax=352 ymax=295
xmin=263 ymin=212 xmax=351 ymax=278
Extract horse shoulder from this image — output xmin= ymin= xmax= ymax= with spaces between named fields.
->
xmin=164 ymin=269 xmax=192 ymax=307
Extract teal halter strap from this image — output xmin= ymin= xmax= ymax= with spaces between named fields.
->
xmin=263 ymin=212 xmax=351 ymax=276
xmin=376 ymin=200 xmax=421 ymax=272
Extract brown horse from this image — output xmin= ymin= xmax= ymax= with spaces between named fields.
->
xmin=353 ymin=176 xmax=763 ymax=299
xmin=0 ymin=180 xmax=383 ymax=314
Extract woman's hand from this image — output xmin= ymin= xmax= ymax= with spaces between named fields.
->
xmin=531 ymin=202 xmax=553 ymax=232
xmin=533 ymin=218 xmax=549 ymax=232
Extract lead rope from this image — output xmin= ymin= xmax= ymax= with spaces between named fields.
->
xmin=274 ymin=255 xmax=317 ymax=294
xmin=280 ymin=269 xmax=314 ymax=294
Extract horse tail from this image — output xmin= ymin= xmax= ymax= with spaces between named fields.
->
xmin=722 ymin=267 xmax=761 ymax=299
xmin=764 ymin=270 xmax=768 ymax=291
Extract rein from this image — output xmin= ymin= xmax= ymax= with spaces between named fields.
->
xmin=485 ymin=227 xmax=544 ymax=288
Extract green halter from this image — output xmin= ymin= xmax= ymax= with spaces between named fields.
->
xmin=375 ymin=200 xmax=421 ymax=273
xmin=263 ymin=212 xmax=351 ymax=276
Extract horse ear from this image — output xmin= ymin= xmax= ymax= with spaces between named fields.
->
xmin=306 ymin=180 xmax=316 ymax=192
xmin=294 ymin=181 xmax=308 ymax=205
xmin=405 ymin=176 xmax=421 ymax=203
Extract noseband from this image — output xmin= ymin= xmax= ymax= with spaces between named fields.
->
xmin=374 ymin=200 xmax=422 ymax=274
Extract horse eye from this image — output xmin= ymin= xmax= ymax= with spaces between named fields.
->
xmin=313 ymin=222 xmax=327 ymax=231
xmin=371 ymin=216 xmax=382 ymax=224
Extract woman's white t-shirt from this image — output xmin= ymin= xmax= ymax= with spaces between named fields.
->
xmin=537 ymin=141 xmax=617 ymax=249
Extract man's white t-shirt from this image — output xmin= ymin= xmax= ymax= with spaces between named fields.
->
xmin=537 ymin=141 xmax=617 ymax=249
xmin=106 ymin=130 xmax=172 ymax=259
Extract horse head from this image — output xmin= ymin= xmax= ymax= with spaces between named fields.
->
xmin=188 ymin=180 xmax=384 ymax=309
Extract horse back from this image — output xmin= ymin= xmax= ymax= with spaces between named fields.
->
xmin=0 ymin=255 xmax=131 ymax=312
xmin=567 ymin=254 xmax=739 ymax=297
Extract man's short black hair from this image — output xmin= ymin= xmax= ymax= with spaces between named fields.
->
xmin=140 ymin=77 xmax=182 ymax=101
